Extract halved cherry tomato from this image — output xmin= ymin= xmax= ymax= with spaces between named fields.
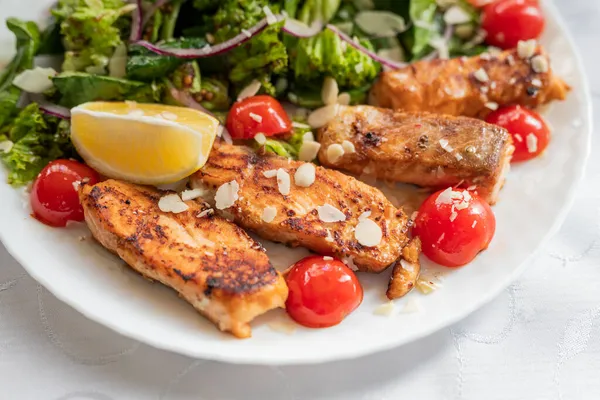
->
xmin=485 ymin=105 xmax=549 ymax=162
xmin=285 ymin=256 xmax=363 ymax=328
xmin=226 ymin=95 xmax=292 ymax=140
xmin=482 ymin=0 xmax=545 ymax=49
xmin=31 ymin=160 xmax=100 ymax=227
xmin=413 ymin=188 xmax=496 ymax=268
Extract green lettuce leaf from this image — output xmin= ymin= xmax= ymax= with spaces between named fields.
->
xmin=52 ymin=0 xmax=136 ymax=74
xmin=0 ymin=104 xmax=76 ymax=186
xmin=297 ymin=0 xmax=341 ymax=24
xmin=409 ymin=0 xmax=438 ymax=59
xmin=53 ymin=72 xmax=162 ymax=107
xmin=260 ymin=124 xmax=313 ymax=159
xmin=0 ymin=18 xmax=41 ymax=128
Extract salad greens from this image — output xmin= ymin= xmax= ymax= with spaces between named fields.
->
xmin=0 ymin=0 xmax=490 ymax=185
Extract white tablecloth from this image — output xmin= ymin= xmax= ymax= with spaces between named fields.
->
xmin=1 ymin=0 xmax=599 ymax=399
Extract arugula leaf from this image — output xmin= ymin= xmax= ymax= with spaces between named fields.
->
xmin=53 ymin=72 xmax=162 ymax=107
xmin=0 ymin=104 xmax=76 ymax=186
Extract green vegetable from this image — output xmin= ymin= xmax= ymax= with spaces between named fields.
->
xmin=408 ymin=0 xmax=438 ymax=59
xmin=37 ymin=19 xmax=64 ymax=55
xmin=53 ymin=72 xmax=162 ymax=107
xmin=213 ymin=0 xmax=288 ymax=95
xmin=199 ymin=77 xmax=230 ymax=111
xmin=126 ymin=38 xmax=209 ymax=81
xmin=297 ymin=0 xmax=341 ymax=24
xmin=0 ymin=18 xmax=41 ymax=128
xmin=287 ymin=84 xmax=369 ymax=108
xmin=261 ymin=124 xmax=312 ymax=159
xmin=52 ymin=0 xmax=136 ymax=74
xmin=161 ymin=0 xmax=184 ymax=41
xmin=0 ymin=104 xmax=76 ymax=186
xmin=291 ymin=28 xmax=380 ymax=88
xmin=192 ymin=0 xmax=221 ymax=12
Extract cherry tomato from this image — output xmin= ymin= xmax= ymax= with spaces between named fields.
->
xmin=482 ymin=0 xmax=545 ymax=49
xmin=413 ymin=188 xmax=496 ymax=268
xmin=226 ymin=95 xmax=292 ymax=140
xmin=31 ymin=160 xmax=100 ymax=227
xmin=285 ymin=256 xmax=363 ymax=328
xmin=485 ymin=105 xmax=550 ymax=162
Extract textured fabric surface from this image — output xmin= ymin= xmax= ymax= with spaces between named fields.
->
xmin=1 ymin=0 xmax=599 ymax=399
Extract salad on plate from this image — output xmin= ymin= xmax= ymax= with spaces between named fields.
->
xmin=0 ymin=0 xmax=570 ymax=338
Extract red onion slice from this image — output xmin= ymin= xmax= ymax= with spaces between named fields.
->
xmin=28 ymin=94 xmax=71 ymax=120
xmin=325 ymin=24 xmax=407 ymax=70
xmin=130 ymin=0 xmax=143 ymax=41
xmin=282 ymin=19 xmax=323 ymax=38
xmin=134 ymin=16 xmax=283 ymax=59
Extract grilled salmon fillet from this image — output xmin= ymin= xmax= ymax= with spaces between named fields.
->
xmin=79 ymin=179 xmax=288 ymax=339
xmin=370 ymin=46 xmax=570 ymax=118
xmin=192 ymin=144 xmax=411 ymax=272
xmin=317 ymin=105 xmax=514 ymax=204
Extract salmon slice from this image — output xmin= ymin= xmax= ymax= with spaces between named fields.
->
xmin=79 ymin=179 xmax=288 ymax=338
xmin=317 ymin=105 xmax=514 ymax=204
xmin=192 ymin=144 xmax=411 ymax=273
xmin=370 ymin=46 xmax=570 ymax=118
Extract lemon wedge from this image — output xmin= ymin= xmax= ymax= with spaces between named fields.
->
xmin=71 ymin=102 xmax=219 ymax=185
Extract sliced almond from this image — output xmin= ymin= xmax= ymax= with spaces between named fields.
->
xmin=294 ymin=163 xmax=316 ymax=187
xmin=321 ymin=76 xmax=339 ymax=106
xmin=158 ymin=194 xmax=189 ymax=214
xmin=298 ymin=141 xmax=322 ymax=162
xmin=354 ymin=219 xmax=383 ymax=247
xmin=276 ymin=169 xmax=291 ymax=195
xmin=326 ymin=143 xmax=345 ymax=164
xmin=317 ymin=204 xmax=346 ymax=223
xmin=308 ymin=104 xmax=338 ymax=129
xmin=215 ymin=180 xmax=239 ymax=210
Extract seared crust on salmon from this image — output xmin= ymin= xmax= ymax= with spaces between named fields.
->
xmin=317 ymin=105 xmax=514 ymax=204
xmin=370 ymin=46 xmax=570 ymax=118
xmin=192 ymin=144 xmax=411 ymax=272
xmin=79 ymin=179 xmax=288 ymax=338
xmin=387 ymin=237 xmax=421 ymax=300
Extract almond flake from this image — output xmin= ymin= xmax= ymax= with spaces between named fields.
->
xmin=531 ymin=78 xmax=543 ymax=87
xmin=215 ymin=180 xmax=240 ymax=210
xmin=517 ymin=39 xmax=537 ymax=59
xmin=292 ymin=121 xmax=311 ymax=129
xmin=325 ymin=229 xmax=335 ymax=243
xmin=294 ymin=163 xmax=316 ymax=187
xmin=531 ymin=55 xmax=549 ymax=73
xmin=326 ymin=143 xmax=345 ymax=164
xmin=337 ymin=92 xmax=351 ymax=105
xmin=254 ymin=133 xmax=267 ymax=145
xmin=298 ymin=141 xmax=322 ymax=162
xmin=263 ymin=169 xmax=278 ymax=178
xmin=472 ymin=220 xmax=478 ymax=228
xmin=485 ymin=102 xmax=499 ymax=110
xmin=437 ymin=233 xmax=445 ymax=244
xmin=509 ymin=77 xmax=517 ymax=85
xmin=321 ymin=76 xmax=339 ymax=105
xmin=302 ymin=131 xmax=315 ymax=142
xmin=455 ymin=153 xmax=463 ymax=161
xmin=514 ymin=134 xmax=524 ymax=143
xmin=467 ymin=185 xmax=477 ymax=190
xmin=400 ymin=259 xmax=417 ymax=273
xmin=261 ymin=206 xmax=277 ymax=223
xmin=308 ymin=104 xmax=338 ymax=128
xmin=450 ymin=210 xmax=458 ymax=222
xmin=474 ymin=68 xmax=489 ymax=83
xmin=0 ymin=140 xmax=13 ymax=153
xmin=158 ymin=194 xmax=189 ymax=214
xmin=323 ymin=256 xmax=333 ymax=261
xmin=249 ymin=112 xmax=263 ymax=123
xmin=241 ymin=29 xmax=252 ymax=38
xmin=317 ymin=204 xmax=346 ymax=223
xmin=410 ymin=211 xmax=419 ymax=221
xmin=355 ymin=219 xmax=382 ymax=247
xmin=435 ymin=187 xmax=464 ymax=206
xmin=180 ymin=188 xmax=205 ymax=201
xmin=263 ymin=5 xmax=278 ymax=25
xmin=341 ymin=140 xmax=356 ymax=154
xmin=439 ymin=139 xmax=454 ymax=152
xmin=276 ymin=169 xmax=291 ymax=195
xmin=358 ymin=211 xmax=372 ymax=221
xmin=526 ymin=133 xmax=538 ymax=153
xmin=506 ymin=55 xmax=516 ymax=66
xmin=443 ymin=5 xmax=471 ymax=25
xmin=237 ymin=79 xmax=261 ymax=101
xmin=197 ymin=209 xmax=214 ymax=218
xmin=374 ymin=302 xmax=396 ymax=317
xmin=342 ymin=256 xmax=358 ymax=271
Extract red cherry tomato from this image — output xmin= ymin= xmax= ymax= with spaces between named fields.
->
xmin=482 ymin=0 xmax=545 ymax=49
xmin=485 ymin=105 xmax=550 ymax=162
xmin=31 ymin=160 xmax=100 ymax=227
xmin=226 ymin=95 xmax=292 ymax=140
xmin=285 ymin=256 xmax=363 ymax=328
xmin=413 ymin=188 xmax=496 ymax=268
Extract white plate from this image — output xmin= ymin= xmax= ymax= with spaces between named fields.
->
xmin=0 ymin=1 xmax=591 ymax=365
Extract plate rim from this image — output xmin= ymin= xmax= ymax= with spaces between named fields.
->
xmin=0 ymin=0 xmax=592 ymax=365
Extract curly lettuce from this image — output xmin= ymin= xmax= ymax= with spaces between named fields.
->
xmin=291 ymin=28 xmax=380 ymax=89
xmin=0 ymin=104 xmax=76 ymax=186
xmin=52 ymin=0 xmax=136 ymax=74
xmin=260 ymin=124 xmax=313 ymax=159
xmin=212 ymin=0 xmax=288 ymax=95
